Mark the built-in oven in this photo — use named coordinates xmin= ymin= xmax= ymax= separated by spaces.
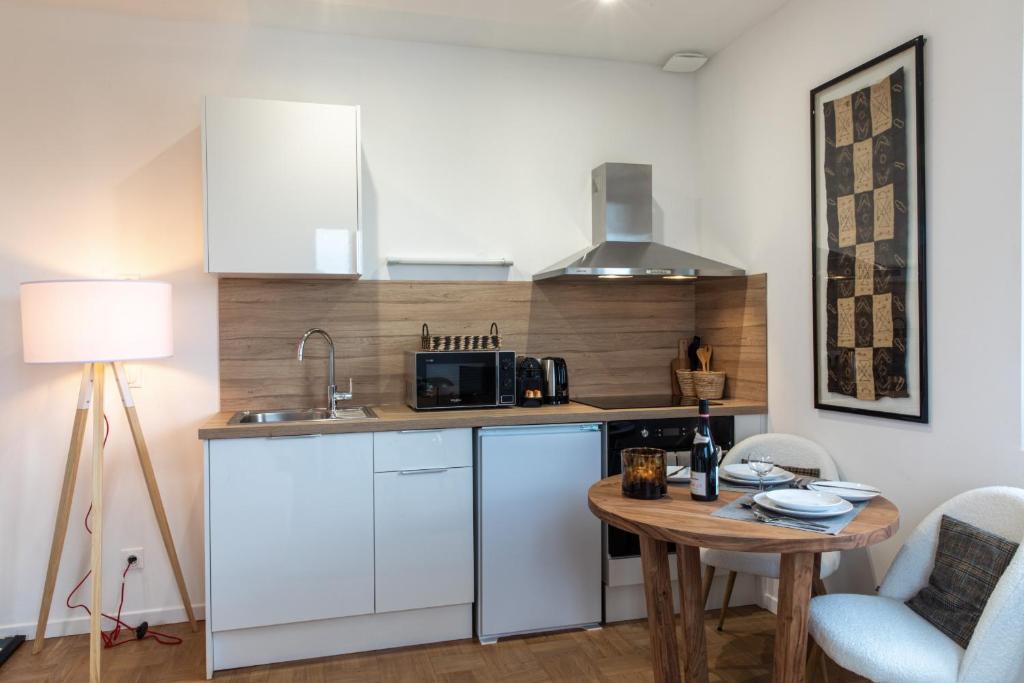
xmin=605 ymin=416 xmax=734 ymax=558
xmin=406 ymin=350 xmax=517 ymax=410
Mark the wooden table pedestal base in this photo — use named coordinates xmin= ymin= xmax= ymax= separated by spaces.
xmin=639 ymin=541 xmax=816 ymax=683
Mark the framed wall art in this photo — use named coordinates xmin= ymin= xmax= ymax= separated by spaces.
xmin=811 ymin=36 xmax=928 ymax=422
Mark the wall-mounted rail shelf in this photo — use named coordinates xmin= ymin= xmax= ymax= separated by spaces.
xmin=386 ymin=257 xmax=514 ymax=267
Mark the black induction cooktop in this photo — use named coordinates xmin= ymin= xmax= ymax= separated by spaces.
xmin=573 ymin=395 xmax=722 ymax=410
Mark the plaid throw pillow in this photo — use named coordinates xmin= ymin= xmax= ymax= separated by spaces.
xmin=906 ymin=515 xmax=1019 ymax=648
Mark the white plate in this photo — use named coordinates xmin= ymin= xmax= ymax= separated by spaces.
xmin=753 ymin=492 xmax=853 ymax=519
xmin=809 ymin=481 xmax=881 ymax=502
xmin=723 ymin=463 xmax=775 ymax=479
xmin=720 ymin=464 xmax=794 ymax=485
xmin=667 ymin=466 xmax=690 ymax=483
xmin=765 ymin=489 xmax=845 ymax=512
xmin=720 ymin=471 xmax=795 ymax=486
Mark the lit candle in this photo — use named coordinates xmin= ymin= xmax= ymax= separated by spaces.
xmin=621 ymin=447 xmax=668 ymax=500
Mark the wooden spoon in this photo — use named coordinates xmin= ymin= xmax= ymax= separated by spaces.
xmin=697 ymin=345 xmax=713 ymax=372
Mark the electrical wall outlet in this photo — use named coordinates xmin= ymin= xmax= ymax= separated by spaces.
xmin=121 ymin=547 xmax=144 ymax=569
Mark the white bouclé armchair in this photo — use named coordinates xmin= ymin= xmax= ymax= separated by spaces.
xmin=808 ymin=486 xmax=1024 ymax=683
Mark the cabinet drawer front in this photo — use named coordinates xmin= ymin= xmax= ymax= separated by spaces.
xmin=373 ymin=428 xmax=472 ymax=472
xmin=208 ymin=433 xmax=374 ymax=632
xmin=374 ymin=467 xmax=474 ymax=613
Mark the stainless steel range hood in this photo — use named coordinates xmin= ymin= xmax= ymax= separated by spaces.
xmin=533 ymin=163 xmax=745 ymax=281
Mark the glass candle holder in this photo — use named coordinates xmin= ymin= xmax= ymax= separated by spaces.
xmin=621 ymin=447 xmax=667 ymax=499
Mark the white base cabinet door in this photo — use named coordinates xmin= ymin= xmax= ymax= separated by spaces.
xmin=207 ymin=433 xmax=374 ymax=632
xmin=373 ymin=466 xmax=474 ymax=613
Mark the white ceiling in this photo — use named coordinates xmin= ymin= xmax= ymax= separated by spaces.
xmin=31 ymin=0 xmax=789 ymax=65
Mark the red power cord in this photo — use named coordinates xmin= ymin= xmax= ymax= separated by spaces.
xmin=65 ymin=414 xmax=183 ymax=649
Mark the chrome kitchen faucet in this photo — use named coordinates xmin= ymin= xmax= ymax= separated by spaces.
xmin=297 ymin=328 xmax=353 ymax=418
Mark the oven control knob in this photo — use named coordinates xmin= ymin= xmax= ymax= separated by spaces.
xmin=640 ymin=428 xmax=649 ymax=438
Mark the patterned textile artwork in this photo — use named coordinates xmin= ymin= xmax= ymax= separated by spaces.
xmin=822 ymin=68 xmax=909 ymax=401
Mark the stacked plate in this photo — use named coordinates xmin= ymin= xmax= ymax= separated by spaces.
xmin=720 ymin=463 xmax=795 ymax=486
xmin=808 ymin=481 xmax=881 ymax=502
xmin=754 ymin=489 xmax=853 ymax=519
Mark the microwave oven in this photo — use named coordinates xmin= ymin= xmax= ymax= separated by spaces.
xmin=406 ymin=350 xmax=517 ymax=410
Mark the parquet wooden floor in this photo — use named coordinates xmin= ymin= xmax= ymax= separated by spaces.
xmin=2 ymin=606 xmax=865 ymax=682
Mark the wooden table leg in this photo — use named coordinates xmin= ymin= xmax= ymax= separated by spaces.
xmin=774 ymin=551 xmax=814 ymax=683
xmin=639 ymin=535 xmax=681 ymax=683
xmin=676 ymin=545 xmax=709 ymax=683
xmin=812 ymin=553 xmax=827 ymax=597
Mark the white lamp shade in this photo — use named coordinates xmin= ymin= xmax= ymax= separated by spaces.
xmin=20 ymin=280 xmax=173 ymax=363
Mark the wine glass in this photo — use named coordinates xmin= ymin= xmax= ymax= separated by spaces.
xmin=749 ymin=454 xmax=774 ymax=492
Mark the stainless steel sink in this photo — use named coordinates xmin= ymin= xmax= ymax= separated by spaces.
xmin=228 ymin=406 xmax=377 ymax=424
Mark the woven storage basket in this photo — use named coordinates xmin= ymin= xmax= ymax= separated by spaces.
xmin=420 ymin=322 xmax=502 ymax=351
xmin=692 ymin=371 xmax=726 ymax=400
xmin=675 ymin=370 xmax=696 ymax=399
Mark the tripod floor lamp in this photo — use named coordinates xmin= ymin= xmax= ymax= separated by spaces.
xmin=20 ymin=279 xmax=196 ymax=683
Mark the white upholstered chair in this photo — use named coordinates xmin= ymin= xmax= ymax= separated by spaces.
xmin=701 ymin=433 xmax=841 ymax=630
xmin=808 ymin=486 xmax=1024 ymax=683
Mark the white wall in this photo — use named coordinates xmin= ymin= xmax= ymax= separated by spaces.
xmin=696 ymin=0 xmax=1024 ymax=591
xmin=0 ymin=3 xmax=699 ymax=636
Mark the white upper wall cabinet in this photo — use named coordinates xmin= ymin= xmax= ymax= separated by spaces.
xmin=203 ymin=96 xmax=362 ymax=276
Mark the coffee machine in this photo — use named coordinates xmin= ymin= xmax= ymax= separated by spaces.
xmin=515 ymin=356 xmax=544 ymax=407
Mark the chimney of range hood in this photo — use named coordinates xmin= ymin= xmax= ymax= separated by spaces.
xmin=533 ymin=163 xmax=745 ymax=281
xmin=593 ymin=162 xmax=653 ymax=243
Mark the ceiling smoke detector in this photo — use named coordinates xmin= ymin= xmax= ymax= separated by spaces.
xmin=662 ymin=52 xmax=708 ymax=73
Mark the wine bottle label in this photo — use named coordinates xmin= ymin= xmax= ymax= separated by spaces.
xmin=690 ymin=471 xmax=707 ymax=496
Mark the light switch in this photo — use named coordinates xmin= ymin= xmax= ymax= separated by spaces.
xmin=125 ymin=364 xmax=143 ymax=389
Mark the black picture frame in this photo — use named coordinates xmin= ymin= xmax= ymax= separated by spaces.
xmin=810 ymin=36 xmax=928 ymax=423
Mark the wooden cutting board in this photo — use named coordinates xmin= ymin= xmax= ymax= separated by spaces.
xmin=670 ymin=338 xmax=686 ymax=397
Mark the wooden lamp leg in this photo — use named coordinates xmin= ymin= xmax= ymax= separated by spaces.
xmin=90 ymin=362 xmax=105 ymax=683
xmin=112 ymin=362 xmax=197 ymax=632
xmin=33 ymin=364 xmax=93 ymax=654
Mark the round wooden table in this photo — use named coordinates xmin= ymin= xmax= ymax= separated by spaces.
xmin=588 ymin=476 xmax=899 ymax=683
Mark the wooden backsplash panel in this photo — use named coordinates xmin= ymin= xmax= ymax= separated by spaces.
xmin=694 ymin=274 xmax=768 ymax=403
xmin=219 ymin=279 xmax=696 ymax=411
